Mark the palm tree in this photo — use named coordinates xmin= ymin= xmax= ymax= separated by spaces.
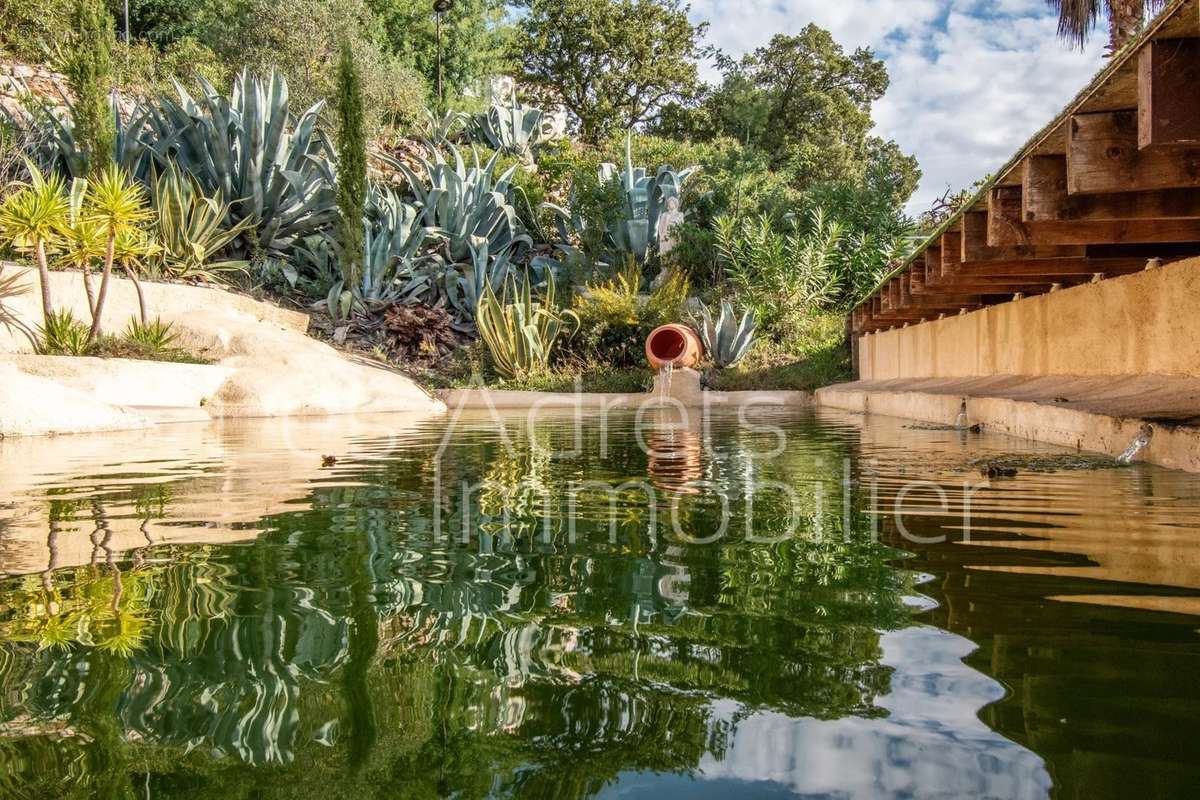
xmin=0 ymin=164 xmax=70 ymax=325
xmin=84 ymin=165 xmax=152 ymax=341
xmin=61 ymin=177 xmax=106 ymax=317
xmin=1049 ymin=0 xmax=1166 ymax=53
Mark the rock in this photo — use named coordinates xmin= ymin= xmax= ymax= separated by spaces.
xmin=164 ymin=308 xmax=444 ymax=417
xmin=0 ymin=363 xmax=149 ymax=437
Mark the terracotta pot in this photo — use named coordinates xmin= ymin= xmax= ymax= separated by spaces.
xmin=645 ymin=324 xmax=703 ymax=370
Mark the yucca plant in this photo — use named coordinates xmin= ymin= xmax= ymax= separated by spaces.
xmin=123 ymin=316 xmax=177 ymax=351
xmin=476 ymin=271 xmax=579 ymax=380
xmin=36 ymin=308 xmax=92 ymax=355
xmin=0 ymin=161 xmax=70 ymax=323
xmin=60 ymin=176 xmax=106 ymax=315
xmin=388 ymin=142 xmax=530 ymax=263
xmin=150 ymin=161 xmax=251 ymax=281
xmin=84 ymin=165 xmax=153 ymax=339
xmin=695 ymin=301 xmax=757 ymax=368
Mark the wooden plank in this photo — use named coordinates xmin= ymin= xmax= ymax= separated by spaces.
xmin=899 ymin=269 xmax=912 ymax=306
xmin=956 ymin=257 xmax=1147 ymax=277
xmin=1067 ymin=111 xmax=1200 ymax=194
xmin=998 ymin=217 xmax=1200 ymax=246
xmin=1138 ymin=38 xmax=1200 ymax=149
xmin=962 ymin=209 xmax=1084 ymax=260
xmin=1024 ymin=154 xmax=1200 ymax=219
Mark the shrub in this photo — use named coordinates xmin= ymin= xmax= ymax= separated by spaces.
xmin=36 ymin=308 xmax=92 ymax=355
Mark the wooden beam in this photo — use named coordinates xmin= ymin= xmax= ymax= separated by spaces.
xmin=955 ymin=257 xmax=1147 ymax=277
xmin=940 ymin=231 xmax=963 ymax=280
xmin=988 ymin=186 xmax=1025 ymax=245
xmin=1067 ymin=111 xmax=1200 ymax=194
xmin=1023 ymin=155 xmax=1200 ymax=220
xmin=1138 ymin=38 xmax=1200 ymax=150
xmin=962 ymin=209 xmax=1083 ymax=261
xmin=995 ymin=217 xmax=1200 ymax=246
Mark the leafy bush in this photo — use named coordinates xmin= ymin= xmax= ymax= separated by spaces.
xmin=714 ymin=209 xmax=841 ymax=334
xmin=565 ymin=259 xmax=689 ymax=369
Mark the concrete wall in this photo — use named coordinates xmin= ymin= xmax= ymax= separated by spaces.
xmin=858 ymin=257 xmax=1200 ymax=380
xmin=0 ymin=264 xmax=310 ymax=352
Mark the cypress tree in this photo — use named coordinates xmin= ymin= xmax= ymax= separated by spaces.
xmin=65 ymin=0 xmax=116 ymax=174
xmin=335 ymin=40 xmax=367 ymax=292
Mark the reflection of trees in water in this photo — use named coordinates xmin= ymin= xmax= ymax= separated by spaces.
xmin=0 ymin=414 xmax=913 ymax=797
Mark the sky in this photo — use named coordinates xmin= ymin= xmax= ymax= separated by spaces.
xmin=686 ymin=0 xmax=1107 ymax=216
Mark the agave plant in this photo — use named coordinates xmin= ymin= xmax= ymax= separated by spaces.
xmin=150 ymin=161 xmax=252 ymax=281
xmin=351 ymin=184 xmax=431 ymax=310
xmin=140 ymin=69 xmax=338 ymax=256
xmin=419 ymin=108 xmax=467 ymax=145
xmin=467 ymin=96 xmax=552 ymax=164
xmin=696 ymin=301 xmax=757 ymax=368
xmin=0 ymin=88 xmax=152 ymax=180
xmin=476 ymin=271 xmax=579 ymax=380
xmin=387 ymin=143 xmax=530 ymax=263
xmin=545 ymin=131 xmax=697 ymax=266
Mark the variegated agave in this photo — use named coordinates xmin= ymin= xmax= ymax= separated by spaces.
xmin=149 ymin=161 xmax=253 ymax=281
xmin=696 ymin=300 xmax=757 ymax=368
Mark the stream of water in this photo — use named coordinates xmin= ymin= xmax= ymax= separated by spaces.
xmin=0 ymin=408 xmax=1198 ymax=798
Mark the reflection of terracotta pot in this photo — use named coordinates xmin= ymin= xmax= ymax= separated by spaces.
xmin=645 ymin=324 xmax=703 ymax=369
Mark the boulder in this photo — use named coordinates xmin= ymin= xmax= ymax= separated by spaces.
xmin=0 ymin=363 xmax=149 ymax=437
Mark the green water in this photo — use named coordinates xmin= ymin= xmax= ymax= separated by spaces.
xmin=1 ymin=409 xmax=1199 ymax=799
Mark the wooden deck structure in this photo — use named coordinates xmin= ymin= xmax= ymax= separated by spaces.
xmin=851 ymin=0 xmax=1200 ymax=338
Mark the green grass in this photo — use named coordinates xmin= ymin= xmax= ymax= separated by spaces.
xmin=707 ymin=311 xmax=852 ymax=393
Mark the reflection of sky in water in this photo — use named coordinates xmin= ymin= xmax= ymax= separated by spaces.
xmin=604 ymin=627 xmax=1050 ymax=800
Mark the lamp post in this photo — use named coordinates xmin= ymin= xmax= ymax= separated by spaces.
xmin=433 ymin=0 xmax=454 ymax=107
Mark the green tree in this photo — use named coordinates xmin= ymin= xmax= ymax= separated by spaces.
xmin=512 ymin=0 xmax=707 ymax=143
xmin=335 ymin=39 xmax=367 ymax=292
xmin=687 ymin=26 xmax=894 ymax=184
xmin=65 ymin=0 xmax=117 ymax=174
xmin=368 ymin=0 xmax=513 ymax=107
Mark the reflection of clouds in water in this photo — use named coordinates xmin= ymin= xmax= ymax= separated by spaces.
xmin=693 ymin=627 xmax=1050 ymax=800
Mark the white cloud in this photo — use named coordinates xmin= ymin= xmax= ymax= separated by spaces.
xmin=687 ymin=0 xmax=1106 ymax=214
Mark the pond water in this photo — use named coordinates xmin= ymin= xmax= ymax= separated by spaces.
xmin=1 ymin=408 xmax=1199 ymax=799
